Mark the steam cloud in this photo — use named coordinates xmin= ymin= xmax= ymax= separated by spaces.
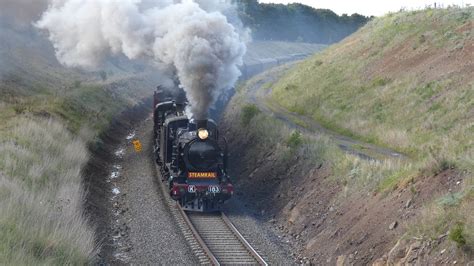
xmin=35 ymin=0 xmax=247 ymax=119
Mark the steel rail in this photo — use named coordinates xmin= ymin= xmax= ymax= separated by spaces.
xmin=220 ymin=213 xmax=268 ymax=266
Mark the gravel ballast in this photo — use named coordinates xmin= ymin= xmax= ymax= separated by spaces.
xmin=107 ymin=115 xmax=197 ymax=264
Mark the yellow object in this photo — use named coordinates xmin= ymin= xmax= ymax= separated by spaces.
xmin=197 ymin=128 xmax=209 ymax=140
xmin=188 ymin=172 xmax=217 ymax=178
xmin=132 ymin=139 xmax=142 ymax=152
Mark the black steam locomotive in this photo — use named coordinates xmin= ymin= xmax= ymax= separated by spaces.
xmin=153 ymin=88 xmax=233 ymax=212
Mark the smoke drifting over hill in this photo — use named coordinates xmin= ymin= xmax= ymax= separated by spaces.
xmin=34 ymin=0 xmax=247 ymax=119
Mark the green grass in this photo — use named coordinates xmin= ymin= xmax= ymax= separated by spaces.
xmin=449 ymin=223 xmax=467 ymax=248
xmin=269 ymin=7 xmax=473 ymax=188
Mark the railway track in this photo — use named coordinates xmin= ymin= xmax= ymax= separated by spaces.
xmin=155 ymin=165 xmax=267 ymax=265
xmin=177 ymin=206 xmax=268 ymax=265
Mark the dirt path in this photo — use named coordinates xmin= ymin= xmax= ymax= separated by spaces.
xmin=246 ymin=64 xmax=406 ymax=161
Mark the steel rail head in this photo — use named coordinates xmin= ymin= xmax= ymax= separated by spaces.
xmin=220 ymin=213 xmax=268 ymax=266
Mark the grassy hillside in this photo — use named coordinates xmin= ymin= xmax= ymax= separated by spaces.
xmin=269 ymin=6 xmax=474 ymax=253
xmin=271 ymin=7 xmax=473 ymax=175
xmin=223 ymin=7 xmax=473 ymax=262
xmin=0 ymin=25 xmax=158 ymax=263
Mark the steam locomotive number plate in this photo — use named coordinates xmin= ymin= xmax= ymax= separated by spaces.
xmin=188 ymin=172 xmax=217 ymax=179
xmin=188 ymin=185 xmax=196 ymax=193
xmin=208 ymin=185 xmax=220 ymax=193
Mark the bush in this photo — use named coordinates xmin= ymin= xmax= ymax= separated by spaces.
xmin=286 ymin=131 xmax=302 ymax=149
xmin=241 ymin=104 xmax=260 ymax=126
xmin=449 ymin=223 xmax=466 ymax=247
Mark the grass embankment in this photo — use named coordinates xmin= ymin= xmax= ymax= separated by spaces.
xmin=0 ymin=69 xmax=153 ymax=263
xmin=235 ymin=86 xmax=409 ymax=199
xmin=271 ymin=7 xmax=473 ymax=174
xmin=235 ymin=7 xmax=473 ymax=254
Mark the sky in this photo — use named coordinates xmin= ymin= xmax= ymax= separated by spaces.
xmin=258 ymin=0 xmax=473 ymax=16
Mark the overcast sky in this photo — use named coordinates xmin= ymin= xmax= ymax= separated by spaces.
xmin=258 ymin=0 xmax=473 ymax=16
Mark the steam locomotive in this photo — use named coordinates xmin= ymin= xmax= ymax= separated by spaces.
xmin=153 ymin=88 xmax=233 ymax=212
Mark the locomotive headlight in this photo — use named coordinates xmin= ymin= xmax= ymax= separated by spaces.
xmin=197 ymin=128 xmax=209 ymax=140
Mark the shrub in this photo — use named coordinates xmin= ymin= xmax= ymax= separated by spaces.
xmin=449 ymin=223 xmax=466 ymax=247
xmin=438 ymin=192 xmax=463 ymax=206
xmin=241 ymin=104 xmax=260 ymax=126
xmin=286 ymin=131 xmax=302 ymax=149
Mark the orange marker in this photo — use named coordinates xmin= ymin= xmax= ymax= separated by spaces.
xmin=132 ymin=139 xmax=142 ymax=152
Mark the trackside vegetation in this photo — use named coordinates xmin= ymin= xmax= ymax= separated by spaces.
xmin=0 ymin=70 xmax=155 ymax=263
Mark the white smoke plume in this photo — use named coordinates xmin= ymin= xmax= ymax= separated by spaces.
xmin=35 ymin=0 xmax=247 ymax=119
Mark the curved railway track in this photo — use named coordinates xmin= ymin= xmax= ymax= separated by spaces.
xmin=155 ymin=164 xmax=267 ymax=265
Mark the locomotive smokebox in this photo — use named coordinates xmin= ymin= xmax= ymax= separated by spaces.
xmin=196 ymin=119 xmax=208 ymax=129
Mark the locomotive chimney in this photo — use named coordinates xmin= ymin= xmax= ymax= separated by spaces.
xmin=196 ymin=119 xmax=208 ymax=129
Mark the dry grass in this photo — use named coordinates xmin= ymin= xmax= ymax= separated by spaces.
xmin=0 ymin=117 xmax=95 ymax=264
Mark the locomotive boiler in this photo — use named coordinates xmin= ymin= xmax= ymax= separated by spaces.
xmin=153 ymin=88 xmax=233 ymax=212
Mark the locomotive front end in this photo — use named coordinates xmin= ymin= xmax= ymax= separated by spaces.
xmin=169 ymin=119 xmax=233 ymax=211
